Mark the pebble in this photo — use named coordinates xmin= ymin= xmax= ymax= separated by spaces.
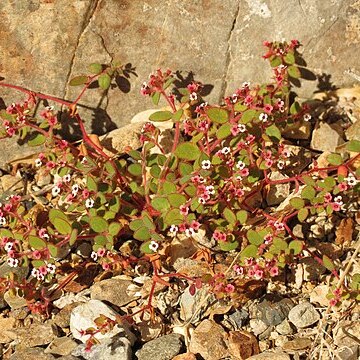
xmin=227 ymin=309 xmax=249 ymax=329
xmin=275 ymin=319 xmax=294 ymax=335
xmin=13 ymin=321 xmax=56 ymax=348
xmin=135 ymin=333 xmax=184 ymax=360
xmin=45 ymin=337 xmax=78 ymax=356
xmin=10 ymin=347 xmax=56 ymax=360
xmin=288 ymin=302 xmax=320 ymax=328
xmin=247 ymin=351 xmax=291 ymax=360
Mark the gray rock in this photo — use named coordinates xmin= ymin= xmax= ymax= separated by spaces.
xmin=310 ymin=121 xmax=344 ymax=152
xmin=54 ymin=302 xmax=81 ymax=328
xmin=3 ymin=290 xmax=27 ymax=310
xmin=90 ymin=277 xmax=137 ymax=307
xmin=275 ymin=319 xmax=294 ymax=335
xmin=70 ymin=300 xmax=135 ymax=344
xmin=333 ymin=320 xmax=360 ymax=349
xmin=135 ymin=334 xmax=184 ymax=360
xmin=13 ymin=321 xmax=56 ymax=348
xmin=247 ymin=351 xmax=290 ymax=360
xmin=288 ymin=302 xmax=320 ymax=328
xmin=45 ymin=337 xmax=78 ymax=356
xmin=227 ymin=309 xmax=249 ymax=329
xmin=72 ymin=333 xmax=132 ymax=360
xmin=266 ymin=172 xmax=290 ymax=206
xmin=10 ymin=347 xmax=56 ymax=360
xmin=0 ymin=263 xmax=29 ymax=282
xmin=249 ymin=319 xmax=268 ymax=336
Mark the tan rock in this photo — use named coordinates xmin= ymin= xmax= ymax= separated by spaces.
xmin=13 ymin=321 xmax=56 ymax=348
xmin=172 ymin=353 xmax=197 ymax=360
xmin=44 ymin=336 xmax=78 ymax=356
xmin=227 ymin=330 xmax=260 ymax=359
xmin=0 ymin=316 xmax=17 ymax=343
xmin=311 ymin=121 xmax=344 ymax=152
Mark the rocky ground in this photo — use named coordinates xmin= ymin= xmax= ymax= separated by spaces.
xmin=0 ymin=88 xmax=359 ymax=360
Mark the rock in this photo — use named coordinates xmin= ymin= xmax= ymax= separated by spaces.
xmin=69 ymin=300 xmax=135 ymax=343
xmin=335 ymin=346 xmax=360 ymax=360
xmin=45 ymin=337 xmax=78 ymax=356
xmin=227 ymin=330 xmax=260 ymax=359
xmin=180 ymin=286 xmax=214 ymax=323
xmin=10 ymin=347 xmax=56 ymax=360
xmin=54 ymin=302 xmax=81 ymax=328
xmin=53 ymin=290 xmax=90 ymax=309
xmin=346 ymin=118 xmax=360 ymax=141
xmin=227 ymin=309 xmax=249 ymax=329
xmin=310 ymin=284 xmax=330 ymax=306
xmin=282 ymin=337 xmax=312 ymax=351
xmin=99 ymin=122 xmax=144 ymax=156
xmin=1 ymin=174 xmax=23 ymax=192
xmin=189 ymin=319 xmax=229 ymax=360
xmin=0 ymin=263 xmax=29 ymax=282
xmin=249 ymin=319 xmax=268 ymax=336
xmin=172 ymin=353 xmax=197 ymax=360
xmin=90 ymin=277 xmax=136 ymax=307
xmin=13 ymin=321 xmax=56 ymax=348
xmin=76 ymin=242 xmax=92 ymax=258
xmin=173 ymin=258 xmax=209 ymax=278
xmin=135 ymin=333 xmax=184 ymax=360
xmin=288 ymin=302 xmax=320 ymax=328
xmin=310 ymin=121 xmax=344 ymax=152
xmin=266 ymin=172 xmax=290 ymax=206
xmin=3 ymin=290 xmax=28 ymax=310
xmin=283 ymin=120 xmax=311 ymax=140
xmin=0 ymin=316 xmax=17 ymax=343
xmin=246 ymin=351 xmax=290 ymax=360
xmin=72 ymin=333 xmax=132 ymax=360
xmin=299 ymin=257 xmax=326 ymax=281
xmin=333 ymin=320 xmax=360 ymax=349
xmin=9 ymin=307 xmax=29 ymax=320
xmin=34 ymin=167 xmax=51 ymax=187
xmin=275 ymin=319 xmax=294 ymax=335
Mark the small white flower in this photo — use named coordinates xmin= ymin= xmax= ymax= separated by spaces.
xmin=277 ymin=160 xmax=285 ymax=169
xmin=201 ymin=160 xmax=211 ymax=170
xmin=169 ymin=225 xmax=178 ymax=234
xmin=242 ymin=82 xmax=250 ymax=88
xmin=52 ymin=186 xmax=61 ymax=197
xmin=282 ymin=149 xmax=291 ymax=158
xmin=221 ymin=147 xmax=231 ymax=155
xmin=46 ymin=106 xmax=54 ymax=111
xmin=81 ymin=157 xmax=87 ymax=164
xmin=334 ymin=196 xmax=343 ymax=205
xmin=0 ymin=217 xmax=6 ymax=227
xmin=85 ymin=198 xmax=94 ymax=209
xmin=198 ymin=197 xmax=206 ymax=204
xmin=35 ymin=158 xmax=42 ymax=167
xmin=259 ymin=113 xmax=268 ymax=122
xmin=31 ymin=268 xmax=39 ymax=277
xmin=36 ymin=273 xmax=45 ymax=281
xmin=149 ymin=241 xmax=159 ymax=252
xmin=4 ymin=242 xmax=13 ymax=252
xmin=63 ymin=174 xmax=71 ymax=183
xmin=7 ymin=258 xmax=19 ymax=268
xmin=71 ymin=184 xmax=79 ymax=197
xmin=238 ymin=124 xmax=246 ymax=132
xmin=277 ymin=99 xmax=285 ymax=107
xmin=199 ymin=102 xmax=208 ymax=109
xmin=345 ymin=174 xmax=358 ymax=186
xmin=185 ymin=228 xmax=195 ymax=237
xmin=236 ymin=160 xmax=246 ymax=170
xmin=189 ymin=92 xmax=198 ymax=101
xmin=232 ymin=94 xmax=238 ymax=103
xmin=206 ymin=185 xmax=215 ymax=195
xmin=304 ymin=113 xmax=311 ymax=121
xmin=46 ymin=263 xmax=56 ymax=274
xmin=90 ymin=251 xmax=98 ymax=261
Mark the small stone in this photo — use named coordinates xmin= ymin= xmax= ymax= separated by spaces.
xmin=0 ymin=263 xmax=29 ymax=282
xmin=275 ymin=319 xmax=294 ymax=335
xmin=90 ymin=277 xmax=138 ymax=307
xmin=266 ymin=172 xmax=290 ymax=206
xmin=70 ymin=300 xmax=135 ymax=344
xmin=3 ymin=290 xmax=28 ymax=310
xmin=13 ymin=321 xmax=56 ymax=348
xmin=135 ymin=333 xmax=184 ymax=360
xmin=227 ymin=309 xmax=249 ymax=329
xmin=333 ymin=320 xmax=360 ymax=348
xmin=35 ymin=167 xmax=51 ymax=187
xmin=310 ymin=284 xmax=329 ymax=307
xmin=189 ymin=319 xmax=229 ymax=360
xmin=310 ymin=121 xmax=344 ymax=152
xmin=72 ymin=333 xmax=132 ymax=360
xmin=0 ymin=316 xmax=17 ymax=343
xmin=53 ymin=302 xmax=81 ymax=328
xmin=283 ymin=120 xmax=311 ymax=140
xmin=9 ymin=307 xmax=29 ymax=320
xmin=45 ymin=337 xmax=78 ymax=356
xmin=288 ymin=302 xmax=320 ymax=328
xmin=299 ymin=257 xmax=326 ymax=282
xmin=249 ymin=319 xmax=268 ymax=336
xmin=76 ymin=242 xmax=92 ymax=258
xmin=10 ymin=347 xmax=56 ymax=360
xmin=282 ymin=337 xmax=312 ymax=351
xmin=227 ymin=330 xmax=260 ymax=359
xmin=247 ymin=351 xmax=291 ymax=360
xmin=1 ymin=174 xmax=23 ymax=192
xmin=172 ymin=353 xmax=197 ymax=360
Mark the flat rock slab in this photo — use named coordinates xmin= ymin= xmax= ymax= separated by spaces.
xmin=288 ymin=302 xmax=320 ymax=328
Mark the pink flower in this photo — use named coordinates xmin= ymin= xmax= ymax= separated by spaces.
xmin=191 ymin=221 xmax=201 ymax=231
xmin=338 ymin=182 xmax=348 ymax=192
xmin=245 ymin=258 xmax=254 ymax=266
xmin=97 ymin=248 xmax=106 ymax=257
xmin=254 ymin=269 xmax=264 ymax=279
xmin=265 ymin=159 xmax=273 ymax=168
xmin=264 ymin=104 xmax=273 ymax=114
xmin=180 ymin=205 xmax=189 ymax=216
xmin=332 ymin=203 xmax=341 ymax=211
xmin=240 ymin=168 xmax=249 ymax=177
xmin=324 ymin=193 xmax=332 ymax=203
xmin=4 ymin=204 xmax=12 ymax=212
xmin=225 ymin=284 xmax=235 ymax=293
xmin=233 ymin=265 xmax=244 ymax=275
xmin=269 ymin=266 xmax=279 ymax=277
xmin=247 ymin=269 xmax=255 ymax=277
xmin=32 ymin=250 xmax=42 ymax=260
xmin=231 ymin=124 xmax=240 ymax=136
xmin=46 ymin=161 xmax=56 ymax=169
xmin=333 ymin=288 xmax=342 ymax=298
xmin=102 ymin=263 xmax=111 ymax=271
xmin=6 ymin=128 xmax=15 ymax=137
xmin=329 ymin=298 xmax=338 ymax=307
xmin=38 ymin=265 xmax=48 ymax=275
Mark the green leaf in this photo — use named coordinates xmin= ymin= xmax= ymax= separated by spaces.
xmin=28 ymin=133 xmax=46 ymax=147
xmin=327 ymin=153 xmax=343 ymax=165
xmin=86 ymin=176 xmax=98 ymax=192
xmin=297 ymin=207 xmax=308 ymax=222
xmin=90 ymin=216 xmax=108 ymax=233
xmin=53 ymin=217 xmax=72 ymax=235
xmin=241 ymin=109 xmax=257 ymax=124
xmin=140 ymin=240 xmax=155 ymax=254
xmin=224 ymin=207 xmax=236 ymax=225
xmin=322 ymin=255 xmax=335 ymax=272
xmin=240 ymin=244 xmax=258 ymax=259
xmin=206 ymin=108 xmax=229 ymax=124
xmin=288 ymin=65 xmax=301 ymax=78
xmin=247 ymin=229 xmax=264 ymax=246
xmin=69 ymin=228 xmax=78 ymax=246
xmin=151 ymin=197 xmax=170 ymax=212
xmin=290 ymin=197 xmax=305 ymax=210
xmin=174 ymin=143 xmax=201 ymax=161
xmin=288 ymin=240 xmax=303 ymax=255
xmin=69 ymin=75 xmax=88 ymax=86
xmin=284 ymin=52 xmax=295 ymax=65
xmin=149 ymin=111 xmax=173 ymax=122
xmin=129 ymin=219 xmax=144 ymax=231
xmin=88 ymin=63 xmax=102 ymax=74
xmin=301 ymin=185 xmax=316 ymax=200
xmin=236 ymin=210 xmax=248 ymax=224
xmin=270 ymin=56 xmax=282 ymax=67
xmin=151 ymin=92 xmax=160 ymax=105
xmin=98 ymin=73 xmax=111 ymax=90
xmin=128 ymin=163 xmax=142 ymax=176
xmin=167 ymin=193 xmax=186 ymax=207
xmin=219 ymin=241 xmax=238 ymax=251
xmin=164 ymin=208 xmax=183 ymax=226
xmin=272 ymin=238 xmax=288 ymax=251
xmin=28 ymin=236 xmax=46 ymax=250
xmin=172 ymin=109 xmax=184 ymax=122
xmin=134 ymin=226 xmax=151 ymax=241
xmin=216 ymin=123 xmax=231 ymax=139
xmin=108 ymin=222 xmax=122 ymax=236
xmin=47 ymin=244 xmax=58 ymax=257
xmin=265 ymin=124 xmax=282 ymax=141
xmin=290 ymin=101 xmax=301 ymax=115
xmin=49 ymin=209 xmax=68 ymax=224
xmin=346 ymin=140 xmax=360 ymax=152
xmin=234 ymin=103 xmax=248 ymax=112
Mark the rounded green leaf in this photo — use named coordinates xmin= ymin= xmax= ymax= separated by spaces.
xmin=301 ymin=185 xmax=316 ymax=200
xmin=234 ymin=103 xmax=248 ymax=112
xmin=346 ymin=139 xmax=360 ymax=152
xmin=69 ymin=75 xmax=88 ymax=86
xmin=28 ymin=236 xmax=46 ymax=250
xmin=28 ymin=133 xmax=46 ymax=147
xmin=224 ymin=207 xmax=236 ymax=225
xmin=172 ymin=109 xmax=184 ymax=122
xmin=98 ymin=73 xmax=111 ymax=90
xmin=151 ymin=197 xmax=170 ymax=212
xmin=216 ymin=123 xmax=231 ymax=139
xmin=134 ymin=226 xmax=151 ymax=241
xmin=219 ymin=241 xmax=238 ymax=251
xmin=149 ymin=111 xmax=173 ymax=122
xmin=284 ymin=52 xmax=295 ymax=65
xmin=49 ymin=209 xmax=68 ymax=224
xmin=88 ymin=63 xmax=102 ymax=74
xmin=167 ymin=193 xmax=187 ymax=207
xmin=128 ymin=163 xmax=142 ymax=176
xmin=174 ymin=143 xmax=201 ymax=161
xmin=69 ymin=228 xmax=78 ymax=246
xmin=108 ymin=222 xmax=122 ymax=236
xmin=297 ymin=207 xmax=309 ymax=222
xmin=164 ymin=208 xmax=183 ymax=226
xmin=290 ymin=197 xmax=305 ymax=210
xmin=206 ymin=108 xmax=229 ymax=124
xmin=327 ymin=153 xmax=343 ymax=165
xmin=241 ymin=109 xmax=256 ymax=124
xmin=90 ymin=216 xmax=108 ymax=233
xmin=151 ymin=92 xmax=161 ymax=105
xmin=53 ymin=217 xmax=72 ymax=235
xmin=287 ymin=65 xmax=301 ymax=78
xmin=94 ymin=235 xmax=107 ymax=245
xmin=140 ymin=240 xmax=155 ymax=254
xmin=265 ymin=124 xmax=282 ymax=141
xmin=86 ymin=176 xmax=98 ymax=192
xmin=47 ymin=244 xmax=58 ymax=257
xmin=240 ymin=244 xmax=258 ymax=259
xmin=322 ymin=255 xmax=335 ymax=272
xmin=288 ymin=240 xmax=303 ymax=255
xmin=247 ymin=230 xmax=264 ymax=246
xmin=236 ymin=210 xmax=248 ymax=224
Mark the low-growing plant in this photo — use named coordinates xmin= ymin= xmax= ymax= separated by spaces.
xmin=0 ymin=40 xmax=359 ymax=349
